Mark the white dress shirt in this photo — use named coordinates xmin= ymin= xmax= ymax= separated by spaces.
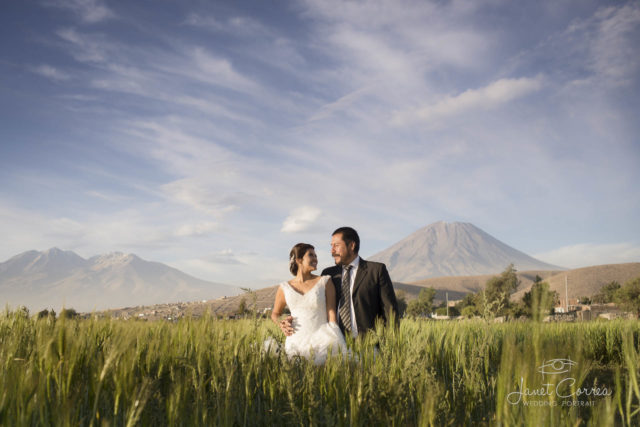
xmin=340 ymin=256 xmax=360 ymax=337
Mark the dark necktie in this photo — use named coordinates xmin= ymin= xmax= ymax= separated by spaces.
xmin=339 ymin=265 xmax=353 ymax=332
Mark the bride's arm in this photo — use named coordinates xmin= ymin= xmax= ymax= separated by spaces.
xmin=271 ymin=287 xmax=294 ymax=336
xmin=325 ymin=279 xmax=338 ymax=323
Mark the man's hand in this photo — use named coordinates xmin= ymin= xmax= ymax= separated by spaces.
xmin=279 ymin=316 xmax=294 ymax=336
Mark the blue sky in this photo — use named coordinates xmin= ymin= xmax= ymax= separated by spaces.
xmin=1 ymin=0 xmax=639 ymax=288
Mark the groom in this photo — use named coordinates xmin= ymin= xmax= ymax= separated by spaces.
xmin=322 ymin=226 xmax=399 ymax=337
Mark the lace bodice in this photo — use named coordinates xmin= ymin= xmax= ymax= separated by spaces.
xmin=280 ymin=275 xmax=329 ymax=335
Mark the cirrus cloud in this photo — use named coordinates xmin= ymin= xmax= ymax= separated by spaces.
xmin=30 ymin=64 xmax=71 ymax=81
xmin=392 ymin=76 xmax=544 ymax=125
xmin=44 ymin=0 xmax=115 ymax=24
xmin=174 ymin=222 xmax=219 ymax=238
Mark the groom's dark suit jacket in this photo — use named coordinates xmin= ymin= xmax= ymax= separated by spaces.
xmin=322 ymin=258 xmax=399 ymax=336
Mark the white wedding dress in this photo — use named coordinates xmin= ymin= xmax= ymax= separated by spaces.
xmin=279 ymin=275 xmax=347 ymax=364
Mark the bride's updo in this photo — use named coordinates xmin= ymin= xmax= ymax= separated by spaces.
xmin=289 ymin=243 xmax=315 ymax=276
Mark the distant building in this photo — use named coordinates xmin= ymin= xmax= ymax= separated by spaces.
xmin=431 ymin=314 xmax=450 ymax=320
xmin=551 ymin=302 xmax=634 ymax=321
xmin=554 ymin=298 xmax=582 ymax=313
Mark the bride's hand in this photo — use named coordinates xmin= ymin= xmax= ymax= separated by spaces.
xmin=279 ymin=316 xmax=294 ymax=336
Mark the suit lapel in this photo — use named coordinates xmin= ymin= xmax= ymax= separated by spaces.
xmin=352 ymin=258 xmax=367 ymax=296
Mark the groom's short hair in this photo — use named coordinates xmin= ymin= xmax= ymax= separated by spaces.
xmin=332 ymin=227 xmax=360 ymax=254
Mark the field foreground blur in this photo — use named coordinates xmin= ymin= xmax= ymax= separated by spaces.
xmin=1 ymin=311 xmax=639 ymax=426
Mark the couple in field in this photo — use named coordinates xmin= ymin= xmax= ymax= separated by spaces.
xmin=270 ymin=227 xmax=399 ymax=364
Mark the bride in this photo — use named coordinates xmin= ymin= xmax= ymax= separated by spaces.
xmin=270 ymin=243 xmax=347 ymax=364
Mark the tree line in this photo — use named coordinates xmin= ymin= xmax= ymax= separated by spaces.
xmin=402 ymin=264 xmax=640 ymax=320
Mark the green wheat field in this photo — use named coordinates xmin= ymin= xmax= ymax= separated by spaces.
xmin=1 ymin=310 xmax=639 ymax=426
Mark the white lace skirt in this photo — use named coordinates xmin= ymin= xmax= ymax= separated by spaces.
xmin=284 ymin=321 xmax=347 ymax=364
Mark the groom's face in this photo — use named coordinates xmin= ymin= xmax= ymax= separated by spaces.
xmin=331 ymin=233 xmax=356 ymax=266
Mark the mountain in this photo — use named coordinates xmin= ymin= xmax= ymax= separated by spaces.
xmin=0 ymin=248 xmax=240 ymax=313
xmin=369 ymin=221 xmax=564 ymax=282
xmin=0 ymin=248 xmax=88 ymax=282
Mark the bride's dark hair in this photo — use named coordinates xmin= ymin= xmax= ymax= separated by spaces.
xmin=289 ymin=243 xmax=315 ymax=276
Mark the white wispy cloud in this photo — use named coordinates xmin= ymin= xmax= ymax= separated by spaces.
xmin=187 ymin=47 xmax=260 ymax=93
xmin=202 ymin=249 xmax=245 ymax=265
xmin=184 ymin=11 xmax=307 ymax=76
xmin=45 ymin=0 xmax=115 ymax=23
xmin=56 ymin=27 xmax=110 ymax=63
xmin=174 ymin=222 xmax=219 ymax=238
xmin=306 ymin=85 xmax=375 ymax=122
xmin=588 ymin=4 xmax=640 ymax=86
xmin=0 ymin=203 xmax=157 ymax=258
xmin=30 ymin=64 xmax=71 ymax=81
xmin=117 ymin=120 xmax=258 ymax=218
xmin=184 ymin=13 xmax=274 ymax=38
xmin=301 ymin=0 xmax=491 ymax=81
xmin=121 ymin=120 xmax=236 ymax=173
xmin=54 ymin=25 xmax=269 ymax=111
xmin=535 ymin=243 xmax=640 ymax=269
xmin=281 ymin=206 xmax=323 ymax=233
xmin=85 ymin=190 xmax=124 ymax=202
xmin=392 ymin=76 xmax=544 ymax=125
xmin=174 ymin=96 xmax=261 ymax=125
xmin=183 ymin=14 xmax=224 ymax=30
xmin=289 ymin=0 xmax=500 ymax=134
xmin=507 ymin=2 xmax=640 ymax=90
xmin=162 ymin=178 xmax=243 ymax=216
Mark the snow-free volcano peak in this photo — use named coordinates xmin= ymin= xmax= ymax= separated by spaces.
xmin=369 ymin=222 xmax=564 ymax=282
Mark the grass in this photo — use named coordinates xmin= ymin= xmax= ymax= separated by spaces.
xmin=1 ymin=309 xmax=638 ymax=426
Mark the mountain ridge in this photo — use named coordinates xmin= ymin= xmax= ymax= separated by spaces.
xmin=0 ymin=248 xmax=240 ymax=312
xmin=370 ymin=221 xmax=564 ymax=282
